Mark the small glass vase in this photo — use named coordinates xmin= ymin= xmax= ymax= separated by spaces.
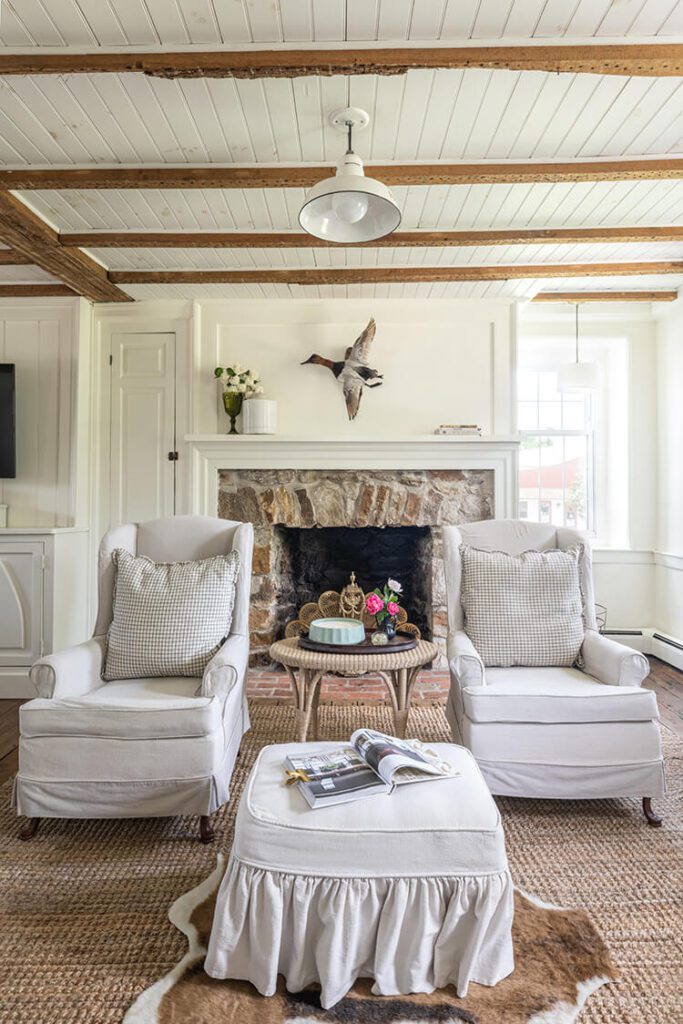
xmin=223 ymin=392 xmax=244 ymax=435
xmin=370 ymin=615 xmax=398 ymax=645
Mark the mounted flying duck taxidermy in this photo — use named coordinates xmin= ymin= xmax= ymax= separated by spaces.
xmin=301 ymin=317 xmax=383 ymax=420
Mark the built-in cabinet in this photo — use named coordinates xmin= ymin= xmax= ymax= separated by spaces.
xmin=0 ymin=528 xmax=89 ymax=697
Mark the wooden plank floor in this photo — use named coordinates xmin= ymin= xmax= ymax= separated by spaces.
xmin=1 ymin=656 xmax=681 ymax=786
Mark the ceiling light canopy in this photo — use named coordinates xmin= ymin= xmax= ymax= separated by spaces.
xmin=298 ymin=107 xmax=401 ymax=244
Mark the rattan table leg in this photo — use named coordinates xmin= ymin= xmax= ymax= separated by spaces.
xmin=296 ymin=669 xmax=325 ymax=742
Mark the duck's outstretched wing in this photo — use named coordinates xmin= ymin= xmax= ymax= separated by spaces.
xmin=345 ymin=317 xmax=376 ymax=364
xmin=343 ymin=377 xmax=363 ymax=420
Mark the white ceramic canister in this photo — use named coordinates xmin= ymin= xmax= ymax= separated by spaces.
xmin=242 ymin=398 xmax=277 ymax=434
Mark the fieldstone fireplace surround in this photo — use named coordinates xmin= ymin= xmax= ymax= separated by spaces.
xmin=187 ymin=436 xmax=519 ymax=664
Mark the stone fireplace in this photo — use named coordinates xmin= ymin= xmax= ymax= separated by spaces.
xmin=218 ymin=467 xmax=494 ymax=663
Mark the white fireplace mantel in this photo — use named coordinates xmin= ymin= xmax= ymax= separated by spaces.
xmin=185 ymin=434 xmax=520 ymax=519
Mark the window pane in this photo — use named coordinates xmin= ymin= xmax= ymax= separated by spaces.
xmin=517 ymin=370 xmax=538 ymax=401
xmin=518 ymin=401 xmax=538 ymax=430
xmin=561 ymin=398 xmax=587 ymax=431
xmin=537 ymin=401 xmax=562 ymax=430
xmin=518 ymin=434 xmax=590 ymax=531
xmin=538 ymin=371 xmax=560 ymax=400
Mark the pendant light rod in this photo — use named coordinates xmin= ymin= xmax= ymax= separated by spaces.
xmin=346 ymin=120 xmax=354 ymax=155
xmin=575 ymin=303 xmax=580 ymax=363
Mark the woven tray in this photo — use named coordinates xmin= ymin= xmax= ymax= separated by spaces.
xmin=298 ymin=631 xmax=418 ymax=655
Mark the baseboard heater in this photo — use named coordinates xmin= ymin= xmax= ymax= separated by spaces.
xmin=652 ymin=632 xmax=683 ymax=653
xmin=603 ymin=629 xmax=643 ymax=637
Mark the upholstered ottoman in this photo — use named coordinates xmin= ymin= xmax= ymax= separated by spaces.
xmin=205 ymin=742 xmax=514 ymax=1008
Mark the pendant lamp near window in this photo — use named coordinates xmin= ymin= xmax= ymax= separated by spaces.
xmin=298 ymin=107 xmax=401 ymax=244
xmin=557 ymin=304 xmax=599 ymax=392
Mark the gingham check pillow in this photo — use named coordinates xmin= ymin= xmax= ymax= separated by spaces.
xmin=103 ymin=548 xmax=241 ymax=681
xmin=460 ymin=544 xmax=585 ymax=668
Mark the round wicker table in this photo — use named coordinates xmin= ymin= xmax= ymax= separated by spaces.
xmin=269 ymin=636 xmax=440 ymax=742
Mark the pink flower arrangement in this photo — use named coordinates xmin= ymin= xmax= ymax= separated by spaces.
xmin=365 ymin=593 xmax=385 ymax=616
xmin=365 ymin=579 xmax=403 ymax=632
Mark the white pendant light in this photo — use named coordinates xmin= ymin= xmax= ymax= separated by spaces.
xmin=299 ymin=107 xmax=401 ymax=244
xmin=557 ymin=304 xmax=599 ymax=392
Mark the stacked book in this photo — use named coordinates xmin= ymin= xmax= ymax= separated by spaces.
xmin=435 ymin=424 xmax=482 ymax=436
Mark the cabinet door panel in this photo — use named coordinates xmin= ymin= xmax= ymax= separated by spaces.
xmin=0 ymin=542 xmax=43 ymax=665
xmin=110 ymin=332 xmax=176 ymax=527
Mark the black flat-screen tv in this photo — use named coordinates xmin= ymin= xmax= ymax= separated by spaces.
xmin=0 ymin=364 xmax=16 ymax=478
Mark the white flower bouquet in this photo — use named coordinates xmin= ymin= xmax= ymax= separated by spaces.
xmin=214 ymin=364 xmax=264 ymax=398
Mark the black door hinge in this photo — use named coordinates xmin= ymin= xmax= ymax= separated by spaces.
xmin=109 ymin=354 xmax=113 ymax=365
xmin=167 ymin=451 xmax=179 ymax=461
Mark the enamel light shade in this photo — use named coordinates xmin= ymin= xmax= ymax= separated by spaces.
xmin=298 ymin=117 xmax=401 ymax=243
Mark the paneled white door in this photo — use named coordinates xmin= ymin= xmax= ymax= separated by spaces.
xmin=109 ymin=333 xmax=176 ymax=527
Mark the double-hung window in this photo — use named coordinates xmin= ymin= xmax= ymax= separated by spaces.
xmin=517 ymin=368 xmax=595 ymax=533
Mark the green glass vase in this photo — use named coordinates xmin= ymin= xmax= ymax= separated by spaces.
xmin=223 ymin=392 xmax=243 ymax=434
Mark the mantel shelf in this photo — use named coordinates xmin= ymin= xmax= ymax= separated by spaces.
xmin=185 ymin=434 xmax=521 ymax=445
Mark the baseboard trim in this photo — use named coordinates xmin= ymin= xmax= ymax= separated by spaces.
xmin=0 ymin=669 xmax=35 ymax=699
xmin=650 ymin=633 xmax=683 ymax=672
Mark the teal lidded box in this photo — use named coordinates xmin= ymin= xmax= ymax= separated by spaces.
xmin=308 ymin=618 xmax=365 ymax=646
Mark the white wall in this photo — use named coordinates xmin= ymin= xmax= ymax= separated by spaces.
xmin=655 ymin=299 xmax=683 ymax=642
xmin=0 ymin=298 xmax=90 ymax=528
xmin=195 ymin=299 xmax=517 ymax=437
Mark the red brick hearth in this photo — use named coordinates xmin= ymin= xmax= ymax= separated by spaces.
xmin=246 ymin=668 xmax=450 ymax=704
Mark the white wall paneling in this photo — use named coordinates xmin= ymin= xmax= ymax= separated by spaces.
xmin=0 ymin=298 xmax=88 ymax=529
xmin=654 ymin=298 xmax=683 ymax=642
xmin=195 ymin=297 xmax=517 ymax=437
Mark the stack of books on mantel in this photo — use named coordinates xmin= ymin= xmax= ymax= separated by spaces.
xmin=435 ymin=424 xmax=482 ymax=436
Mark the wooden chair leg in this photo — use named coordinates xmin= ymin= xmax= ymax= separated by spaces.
xmin=199 ymin=814 xmax=215 ymax=844
xmin=19 ymin=818 xmax=40 ymax=841
xmin=642 ymin=797 xmax=663 ymax=828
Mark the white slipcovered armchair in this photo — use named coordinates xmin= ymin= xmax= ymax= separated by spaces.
xmin=443 ymin=520 xmax=665 ymax=826
xmin=14 ymin=515 xmax=253 ymax=843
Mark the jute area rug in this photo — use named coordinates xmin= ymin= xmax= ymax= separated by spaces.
xmin=1 ymin=701 xmax=681 ymax=1024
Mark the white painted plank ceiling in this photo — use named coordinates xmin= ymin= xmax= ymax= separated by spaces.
xmin=1 ymin=0 xmax=682 ymax=46
xmin=90 ymin=241 xmax=683 ymax=270
xmin=0 ymin=70 xmax=679 ymax=166
xmin=24 ymin=181 xmax=683 ymax=232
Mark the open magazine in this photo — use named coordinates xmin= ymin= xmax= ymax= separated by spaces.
xmin=285 ymin=729 xmax=460 ymax=809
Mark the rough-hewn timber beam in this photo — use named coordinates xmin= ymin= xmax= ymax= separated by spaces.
xmin=3 ymin=158 xmax=682 ymax=191
xmin=0 ymin=284 xmax=76 ymax=297
xmin=61 ymin=225 xmax=683 ymax=249
xmin=532 ymin=290 xmax=679 ymax=302
xmin=0 ymin=44 xmax=681 ymax=77
xmin=109 ymin=262 xmax=683 ymax=286
xmin=0 ymin=193 xmax=131 ymax=303
xmin=0 ymin=249 xmax=32 ymax=264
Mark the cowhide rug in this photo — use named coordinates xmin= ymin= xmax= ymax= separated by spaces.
xmin=123 ymin=856 xmax=616 ymax=1024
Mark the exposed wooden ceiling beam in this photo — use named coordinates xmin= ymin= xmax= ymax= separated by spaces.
xmin=3 ymin=158 xmax=681 ymax=191
xmin=109 ymin=262 xmax=683 ymax=286
xmin=0 ymin=248 xmax=32 ymax=264
xmin=0 ymin=284 xmax=76 ymax=297
xmin=532 ymin=290 xmax=679 ymax=302
xmin=0 ymin=44 xmax=681 ymax=78
xmin=0 ymin=192 xmax=131 ymax=303
xmin=62 ymin=225 xmax=683 ymax=249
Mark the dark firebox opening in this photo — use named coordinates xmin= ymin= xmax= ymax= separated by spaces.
xmin=276 ymin=525 xmax=433 ymax=641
